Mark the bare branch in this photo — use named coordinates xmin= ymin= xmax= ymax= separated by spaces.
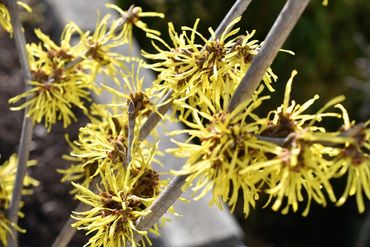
xmin=211 ymin=0 xmax=252 ymax=41
xmin=355 ymin=209 xmax=370 ymax=247
xmin=228 ymin=0 xmax=310 ymax=113
xmin=50 ymin=201 xmax=91 ymax=247
xmin=6 ymin=0 xmax=34 ymax=246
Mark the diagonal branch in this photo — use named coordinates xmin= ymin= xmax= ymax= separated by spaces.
xmin=139 ymin=89 xmax=174 ymax=141
xmin=211 ymin=0 xmax=252 ymax=42
xmin=6 ymin=0 xmax=34 ymax=246
xmin=228 ymin=0 xmax=310 ymax=113
xmin=139 ymin=0 xmax=252 ymax=141
xmin=129 ymin=174 xmax=189 ymax=246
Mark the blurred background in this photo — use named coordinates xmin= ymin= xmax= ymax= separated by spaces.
xmin=1 ymin=0 xmax=370 ymax=246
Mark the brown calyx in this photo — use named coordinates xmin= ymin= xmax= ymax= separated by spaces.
xmin=106 ymin=135 xmax=127 ymax=162
xmin=131 ymin=168 xmax=159 ymax=198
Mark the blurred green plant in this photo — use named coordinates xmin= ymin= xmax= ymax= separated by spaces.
xmin=117 ymin=0 xmax=370 ymax=120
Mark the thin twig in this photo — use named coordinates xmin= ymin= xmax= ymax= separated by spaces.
xmin=228 ymin=0 xmax=310 ymax=113
xmin=126 ymin=101 xmax=136 ymax=168
xmin=139 ymin=89 xmax=174 ymax=141
xmin=6 ymin=0 xmax=34 ymax=246
xmin=254 ymin=135 xmax=286 ymax=146
xmin=51 ymin=177 xmax=101 ymax=247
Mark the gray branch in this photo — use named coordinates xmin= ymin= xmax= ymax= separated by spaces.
xmin=228 ymin=0 xmax=310 ymax=113
xmin=128 ymin=174 xmax=189 ymax=246
xmin=6 ymin=0 xmax=35 ymax=246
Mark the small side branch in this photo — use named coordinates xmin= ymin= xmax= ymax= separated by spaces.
xmin=139 ymin=89 xmax=174 ymax=141
xmin=126 ymin=101 xmax=136 ymax=168
xmin=228 ymin=0 xmax=310 ymax=113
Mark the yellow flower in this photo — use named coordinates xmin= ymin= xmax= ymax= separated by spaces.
xmin=106 ymin=4 xmax=164 ymax=51
xmin=8 ymin=26 xmax=93 ymax=132
xmin=259 ymin=70 xmax=344 ymax=137
xmin=58 ymin=134 xmax=100 ymax=195
xmin=71 ymin=143 xmax=167 ymax=247
xmin=168 ymin=86 xmax=276 ymax=217
xmin=32 ymin=24 xmax=86 ymax=68
xmin=9 ymin=74 xmax=91 ymax=132
xmin=329 ymin=104 xmax=370 ymax=213
xmin=101 ymin=61 xmax=163 ymax=121
xmin=242 ymin=131 xmax=337 ymax=216
xmin=81 ymin=10 xmax=141 ymax=93
xmin=0 ymin=1 xmax=32 ymax=37
xmin=70 ymin=110 xmax=129 ymax=178
xmin=66 ymin=105 xmax=163 ymax=185
xmin=0 ymin=153 xmax=39 ymax=246
xmin=143 ymin=17 xmax=280 ymax=119
xmin=243 ymin=71 xmax=346 ymax=216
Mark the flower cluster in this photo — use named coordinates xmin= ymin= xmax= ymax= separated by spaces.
xmin=0 ymin=1 xmax=31 ymax=37
xmin=169 ymin=69 xmax=370 ymax=217
xmin=8 ymin=4 xmax=164 ymax=132
xmin=0 ymin=154 xmax=39 ymax=246
xmin=71 ymin=142 xmax=168 ymax=247
xmin=8 ymin=0 xmax=365 ymax=246
xmin=142 ymin=17 xmax=287 ymax=118
xmin=60 ymin=52 xmax=169 ymax=245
